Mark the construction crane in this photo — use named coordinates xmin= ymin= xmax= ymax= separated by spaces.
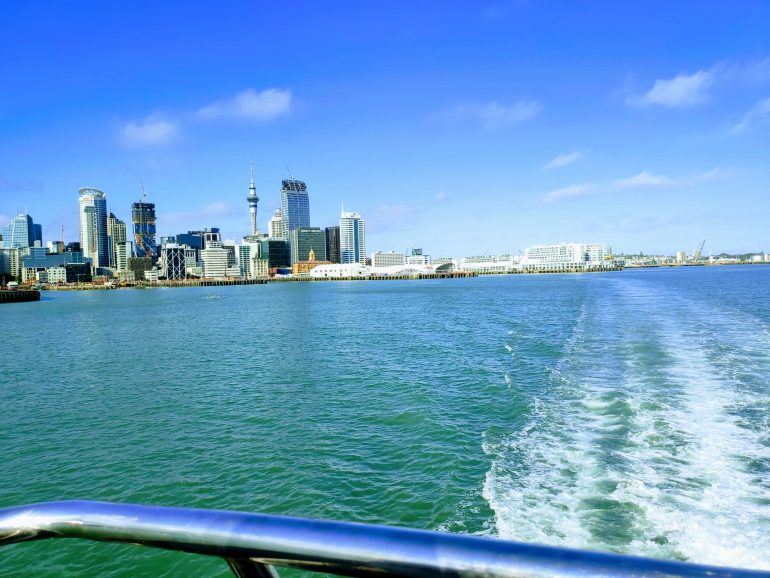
xmin=693 ymin=239 xmax=706 ymax=261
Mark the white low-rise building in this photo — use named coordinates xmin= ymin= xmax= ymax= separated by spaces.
xmin=405 ymin=254 xmax=431 ymax=265
xmin=371 ymin=251 xmax=406 ymax=268
xmin=522 ymin=243 xmax=613 ymax=271
xmin=309 ymin=263 xmax=371 ymax=279
xmin=459 ymin=254 xmax=519 ymax=274
xmin=143 ymin=269 xmax=159 ymax=282
xmin=47 ymin=267 xmax=67 ymax=283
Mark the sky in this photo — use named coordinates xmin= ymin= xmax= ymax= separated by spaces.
xmin=1 ymin=0 xmax=769 ymax=256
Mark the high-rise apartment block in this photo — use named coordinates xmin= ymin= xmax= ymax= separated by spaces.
xmin=340 ymin=211 xmax=366 ymax=265
xmin=78 ymin=188 xmax=109 ymax=268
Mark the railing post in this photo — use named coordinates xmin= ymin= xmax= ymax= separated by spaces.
xmin=226 ymin=558 xmax=279 ymax=578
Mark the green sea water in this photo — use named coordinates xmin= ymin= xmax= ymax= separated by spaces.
xmin=1 ymin=266 xmax=769 ymax=576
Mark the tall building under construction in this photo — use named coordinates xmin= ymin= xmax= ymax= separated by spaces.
xmin=132 ymin=191 xmax=157 ymax=261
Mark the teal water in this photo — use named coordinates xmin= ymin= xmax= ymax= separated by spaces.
xmin=1 ymin=267 xmax=769 ymax=576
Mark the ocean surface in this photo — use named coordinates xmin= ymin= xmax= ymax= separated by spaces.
xmin=1 ymin=266 xmax=769 ymax=576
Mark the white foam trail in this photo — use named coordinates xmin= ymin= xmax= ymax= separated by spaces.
xmin=484 ymin=278 xmax=770 ymax=569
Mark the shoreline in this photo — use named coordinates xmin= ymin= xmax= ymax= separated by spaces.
xmin=25 ymin=260 xmax=770 ymax=292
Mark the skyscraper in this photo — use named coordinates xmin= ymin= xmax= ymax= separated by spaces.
xmin=268 ymin=209 xmax=283 ymax=238
xmin=279 ymin=179 xmax=310 ymax=240
xmin=340 ymin=211 xmax=366 ymax=265
xmin=246 ymin=160 xmax=260 ymax=236
xmin=78 ymin=188 xmax=109 ymax=268
xmin=1 ymin=213 xmax=39 ymax=249
xmin=325 ymin=226 xmax=341 ymax=263
xmin=132 ymin=188 xmax=157 ymax=261
xmin=290 ymin=227 xmax=326 ymax=264
xmin=107 ymin=213 xmax=127 ymax=268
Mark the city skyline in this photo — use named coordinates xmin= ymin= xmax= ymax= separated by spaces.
xmin=1 ymin=1 xmax=769 ymax=255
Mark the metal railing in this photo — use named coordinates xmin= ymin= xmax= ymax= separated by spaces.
xmin=0 ymin=500 xmax=768 ymax=577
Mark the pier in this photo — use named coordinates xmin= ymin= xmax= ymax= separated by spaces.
xmin=0 ymin=290 xmax=40 ymax=304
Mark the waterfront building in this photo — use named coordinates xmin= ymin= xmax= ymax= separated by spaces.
xmin=309 ymin=262 xmax=371 ymax=279
xmin=127 ymin=256 xmax=153 ymax=280
xmin=405 ymin=254 xmax=430 ymax=265
xmin=62 ymin=262 xmax=92 ymax=283
xmin=433 ymin=257 xmax=455 ymax=268
xmin=458 ymin=255 xmax=518 ymax=274
xmin=1 ymin=213 xmax=40 ymax=249
xmin=246 ymin=160 xmax=260 ymax=236
xmin=183 ymin=247 xmax=198 ymax=270
xmin=259 ymin=239 xmax=290 ymax=270
xmin=237 ymin=241 xmax=264 ymax=279
xmin=131 ymin=197 xmax=158 ymax=261
xmin=268 ymin=209 xmax=283 ymax=238
xmin=325 ymin=226 xmax=341 ymax=263
xmin=290 ymin=227 xmax=326 ymax=264
xmin=676 ymin=250 xmax=686 ymax=263
xmin=143 ymin=269 xmax=159 ymax=283
xmin=279 ymin=179 xmax=310 ymax=240
xmin=21 ymin=249 xmax=87 ymax=273
xmin=115 ymin=241 xmax=133 ymax=272
xmin=0 ymin=248 xmax=21 ymax=279
xmin=160 ymin=243 xmax=186 ymax=280
xmin=117 ymin=270 xmax=136 ymax=283
xmin=371 ymin=251 xmax=406 ymax=268
xmin=78 ymin=188 xmax=109 ymax=268
xmin=292 ymin=248 xmax=332 ymax=275
xmin=107 ymin=213 xmax=127 ymax=268
xmin=46 ymin=267 xmax=67 ymax=284
xmin=521 ymin=243 xmax=614 ymax=271
xmin=340 ymin=211 xmax=366 ymax=265
xmin=201 ymin=241 xmax=229 ymax=278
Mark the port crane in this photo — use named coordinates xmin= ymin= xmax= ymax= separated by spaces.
xmin=693 ymin=239 xmax=706 ymax=261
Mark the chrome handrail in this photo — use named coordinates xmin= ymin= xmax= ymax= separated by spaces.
xmin=0 ymin=501 xmax=767 ymax=577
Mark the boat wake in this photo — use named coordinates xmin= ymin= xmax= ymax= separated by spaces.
xmin=483 ymin=278 xmax=770 ymax=570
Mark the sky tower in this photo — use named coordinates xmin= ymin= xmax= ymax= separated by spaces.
xmin=247 ymin=159 xmax=260 ymax=236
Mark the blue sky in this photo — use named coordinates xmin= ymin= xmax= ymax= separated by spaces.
xmin=1 ymin=0 xmax=769 ymax=256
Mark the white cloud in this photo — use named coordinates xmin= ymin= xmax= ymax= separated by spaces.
xmin=121 ymin=115 xmax=178 ymax=147
xmin=544 ymin=151 xmax=586 ymax=170
xmin=731 ymin=96 xmax=770 ymax=134
xmin=626 ymin=70 xmax=714 ymax=107
xmin=546 ymin=167 xmax=732 ymax=203
xmin=613 ymin=171 xmax=674 ymax=189
xmin=613 ymin=167 xmax=732 ymax=190
xmin=544 ymin=183 xmax=593 ymax=203
xmin=438 ymin=100 xmax=541 ymax=130
xmin=198 ymin=88 xmax=292 ymax=121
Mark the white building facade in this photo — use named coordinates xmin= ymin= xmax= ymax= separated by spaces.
xmin=268 ymin=209 xmax=283 ymax=238
xmin=201 ymin=241 xmax=229 ymax=278
xmin=459 ymin=254 xmax=519 ymax=274
xmin=521 ymin=243 xmax=613 ymax=271
xmin=340 ymin=211 xmax=366 ymax=265
xmin=371 ymin=251 xmax=406 ymax=268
